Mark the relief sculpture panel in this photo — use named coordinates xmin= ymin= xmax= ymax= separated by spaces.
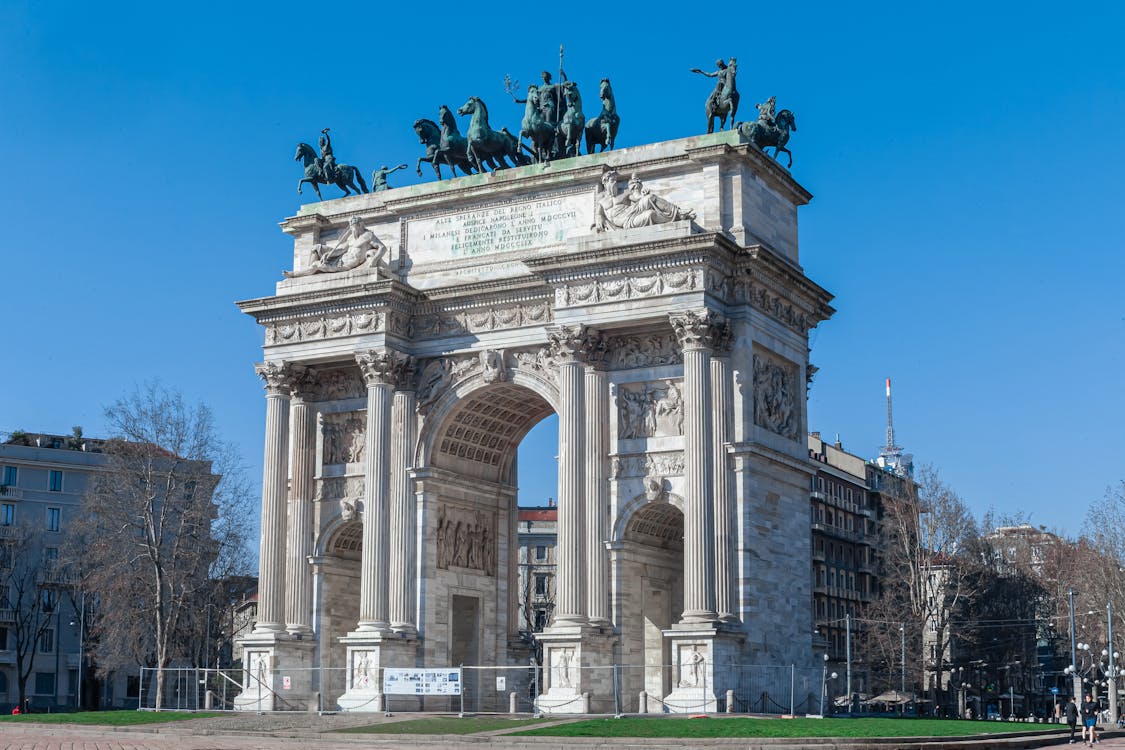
xmin=752 ymin=351 xmax=799 ymax=440
xmin=617 ymin=380 xmax=685 ymax=439
xmin=322 ymin=412 xmax=367 ymax=465
xmin=434 ymin=505 xmax=497 ymax=576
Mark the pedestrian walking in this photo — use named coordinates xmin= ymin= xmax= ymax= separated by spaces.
xmin=1081 ymin=693 xmax=1099 ymax=746
xmin=1066 ymin=697 xmax=1080 ymax=743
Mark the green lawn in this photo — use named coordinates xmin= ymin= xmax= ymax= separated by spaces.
xmin=512 ymin=716 xmax=1063 ymax=738
xmin=338 ymin=716 xmax=550 ymax=735
xmin=0 ymin=710 xmax=222 ymax=726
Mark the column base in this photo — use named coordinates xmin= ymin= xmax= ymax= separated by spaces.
xmin=535 ymin=622 xmax=616 ymax=715
xmin=661 ymin=624 xmax=744 ymax=714
xmin=233 ymin=633 xmax=317 ymax=712
xmin=335 ymin=632 xmax=419 ymax=713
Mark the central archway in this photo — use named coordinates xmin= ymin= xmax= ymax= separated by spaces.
xmin=414 ymin=376 xmax=558 ymax=710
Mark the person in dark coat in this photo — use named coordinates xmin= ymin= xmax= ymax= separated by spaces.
xmin=1065 ymin=696 xmax=1080 ymax=743
xmin=1081 ymin=693 xmax=1099 ymax=746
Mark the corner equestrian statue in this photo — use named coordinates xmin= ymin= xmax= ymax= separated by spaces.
xmin=736 ymin=96 xmax=797 ymax=168
xmin=585 ymin=78 xmax=620 ymax=153
xmin=295 ymin=129 xmax=368 ymax=199
xmin=691 ymin=58 xmax=739 ymax=133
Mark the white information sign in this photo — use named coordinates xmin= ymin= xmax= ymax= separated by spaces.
xmin=282 ymin=675 xmax=291 ymax=690
xmin=383 ymin=667 xmax=462 ymax=696
xmin=406 ymin=194 xmax=589 ymax=267
xmin=496 ymin=676 xmax=506 ymax=691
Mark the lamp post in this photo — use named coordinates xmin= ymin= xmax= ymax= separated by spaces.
xmin=69 ymin=592 xmax=85 ymax=710
xmin=1070 ymin=590 xmax=1080 ymax=700
xmin=1108 ymin=602 xmax=1118 ymax=724
xmin=819 ymin=654 xmax=836 ymax=716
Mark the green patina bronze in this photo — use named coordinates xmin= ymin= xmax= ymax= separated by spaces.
xmin=737 ymin=96 xmax=797 ymax=168
xmin=295 ymin=129 xmax=368 ymax=200
xmin=692 ymin=58 xmax=740 ymax=133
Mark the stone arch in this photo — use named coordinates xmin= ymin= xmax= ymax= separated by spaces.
xmin=316 ymin=517 xmax=363 ymax=559
xmin=613 ymin=487 xmax=685 ymax=544
xmin=415 ymin=369 xmax=559 ymax=485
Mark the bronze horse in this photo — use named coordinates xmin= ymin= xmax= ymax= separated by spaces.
xmin=294 ymin=142 xmax=368 ymax=199
xmin=456 ymin=96 xmax=530 ymax=172
xmin=738 ymin=110 xmax=797 ymax=168
xmin=585 ymin=78 xmax=619 ymax=153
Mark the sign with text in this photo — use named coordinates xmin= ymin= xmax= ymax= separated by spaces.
xmin=383 ymin=668 xmax=462 ymax=696
xmin=406 ymin=194 xmax=590 ymax=267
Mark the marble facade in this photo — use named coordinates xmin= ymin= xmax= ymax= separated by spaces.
xmin=235 ymin=129 xmax=834 ymax=713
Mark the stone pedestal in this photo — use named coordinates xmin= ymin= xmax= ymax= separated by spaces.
xmin=233 ymin=634 xmax=316 ymax=712
xmin=661 ymin=625 xmax=744 ymax=713
xmin=536 ymin=624 xmax=616 ymax=715
xmin=335 ymin=633 xmax=419 ymax=712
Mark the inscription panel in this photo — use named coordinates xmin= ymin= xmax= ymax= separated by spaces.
xmin=404 ymin=194 xmax=591 ymax=287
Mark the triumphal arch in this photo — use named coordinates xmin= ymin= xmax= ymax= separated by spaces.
xmin=236 ymin=128 xmax=834 ymax=713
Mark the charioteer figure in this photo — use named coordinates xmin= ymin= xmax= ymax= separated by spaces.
xmin=691 ymin=57 xmax=739 ymax=133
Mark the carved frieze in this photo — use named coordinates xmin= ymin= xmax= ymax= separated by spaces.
xmin=410 ymin=300 xmax=552 ymax=339
xmin=434 ymin=505 xmax=496 ymax=576
xmin=321 ymin=412 xmax=366 ymax=465
xmin=610 ymin=451 xmax=685 ymax=479
xmin=616 ymin=380 xmax=685 ymax=440
xmin=605 ymin=332 xmax=682 ymax=370
xmin=265 ymin=311 xmax=383 ymax=345
xmin=316 ymin=476 xmax=365 ymax=503
xmin=732 ymin=278 xmax=813 ymax=333
xmin=560 ymin=268 xmax=701 ymax=307
xmin=510 ymin=347 xmax=558 ymax=384
xmin=306 ymin=368 xmax=366 ymax=402
xmin=752 ymin=351 xmax=799 ymax=440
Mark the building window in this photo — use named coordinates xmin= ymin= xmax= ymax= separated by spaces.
xmin=2 ymin=466 xmax=15 ymax=486
xmin=42 ymin=589 xmax=57 ymax=612
xmin=34 ymin=671 xmax=55 ymax=695
xmin=46 ymin=507 xmax=60 ymax=532
xmin=40 ymin=628 xmax=55 ymax=653
xmin=126 ymin=675 xmax=140 ymax=698
xmin=0 ymin=625 xmax=8 ymax=650
xmin=48 ymin=470 xmax=63 ymax=492
xmin=43 ymin=547 xmax=58 ymax=567
xmin=533 ymin=608 xmax=549 ymax=631
xmin=534 ymin=574 xmax=548 ymax=596
xmin=535 ymin=545 xmax=547 ymax=561
xmin=0 ymin=504 xmax=13 ymax=526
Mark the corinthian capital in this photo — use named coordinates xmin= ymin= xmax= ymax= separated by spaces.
xmin=355 ymin=350 xmax=414 ymax=388
xmin=546 ymin=324 xmax=589 ymax=364
xmin=255 ymin=361 xmax=307 ymax=396
xmin=669 ymin=310 xmax=727 ymax=351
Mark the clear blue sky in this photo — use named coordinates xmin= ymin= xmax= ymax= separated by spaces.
xmin=2 ymin=1 xmax=1122 ymax=541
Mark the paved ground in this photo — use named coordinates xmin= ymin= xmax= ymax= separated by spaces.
xmin=0 ymin=715 xmax=1117 ymax=750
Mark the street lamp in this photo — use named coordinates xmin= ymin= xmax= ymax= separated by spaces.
xmin=67 ymin=592 xmax=85 ymax=710
xmin=820 ymin=654 xmax=839 ymax=716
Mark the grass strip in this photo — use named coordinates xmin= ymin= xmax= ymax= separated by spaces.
xmin=0 ymin=710 xmax=223 ymax=726
xmin=512 ymin=716 xmax=1060 ymax=738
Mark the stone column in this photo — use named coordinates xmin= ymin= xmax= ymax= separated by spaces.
xmin=670 ymin=311 xmax=718 ymax=624
xmin=388 ymin=366 xmax=418 ymax=634
xmin=709 ymin=322 xmax=737 ymax=622
xmin=547 ymin=324 xmax=588 ymax=625
xmin=354 ymin=350 xmax=405 ymax=634
xmin=285 ymin=373 xmax=316 ymax=635
xmin=584 ymin=331 xmax=611 ymax=626
xmin=253 ymin=361 xmax=303 ymax=634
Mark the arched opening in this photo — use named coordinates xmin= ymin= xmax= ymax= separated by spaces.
xmin=316 ymin=519 xmax=362 ymax=702
xmin=618 ymin=500 xmax=684 ymax=708
xmin=415 ymin=379 xmax=558 ymax=710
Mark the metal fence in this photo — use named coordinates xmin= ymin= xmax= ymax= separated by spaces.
xmin=139 ymin=662 xmax=824 ymax=715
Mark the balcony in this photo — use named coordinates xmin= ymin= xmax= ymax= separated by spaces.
xmin=37 ymin=568 xmax=77 ymax=586
xmin=0 ymin=525 xmax=25 ymax=541
xmin=0 ymin=608 xmax=14 ymax=623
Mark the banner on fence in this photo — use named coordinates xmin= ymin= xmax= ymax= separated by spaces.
xmin=383 ymin=668 xmax=462 ymax=695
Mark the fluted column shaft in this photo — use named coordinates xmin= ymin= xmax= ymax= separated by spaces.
xmin=254 ymin=362 xmax=297 ymax=634
xmin=585 ymin=359 xmax=610 ymax=625
xmin=389 ymin=387 xmax=418 ymax=633
xmin=285 ymin=393 xmax=316 ymax=634
xmin=549 ymin=325 xmax=588 ymax=625
xmin=671 ymin=312 xmax=719 ymax=624
xmin=711 ymin=352 xmax=737 ymax=621
xmin=355 ymin=351 xmax=401 ymax=634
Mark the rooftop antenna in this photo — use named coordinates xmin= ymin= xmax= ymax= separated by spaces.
xmin=884 ymin=377 xmax=900 ymax=454
xmin=877 ymin=377 xmax=913 ymax=477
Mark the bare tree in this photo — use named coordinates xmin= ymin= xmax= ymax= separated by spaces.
xmin=68 ymin=382 xmax=253 ymax=709
xmin=0 ymin=521 xmax=58 ymax=709
xmin=865 ymin=465 xmax=981 ymax=704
